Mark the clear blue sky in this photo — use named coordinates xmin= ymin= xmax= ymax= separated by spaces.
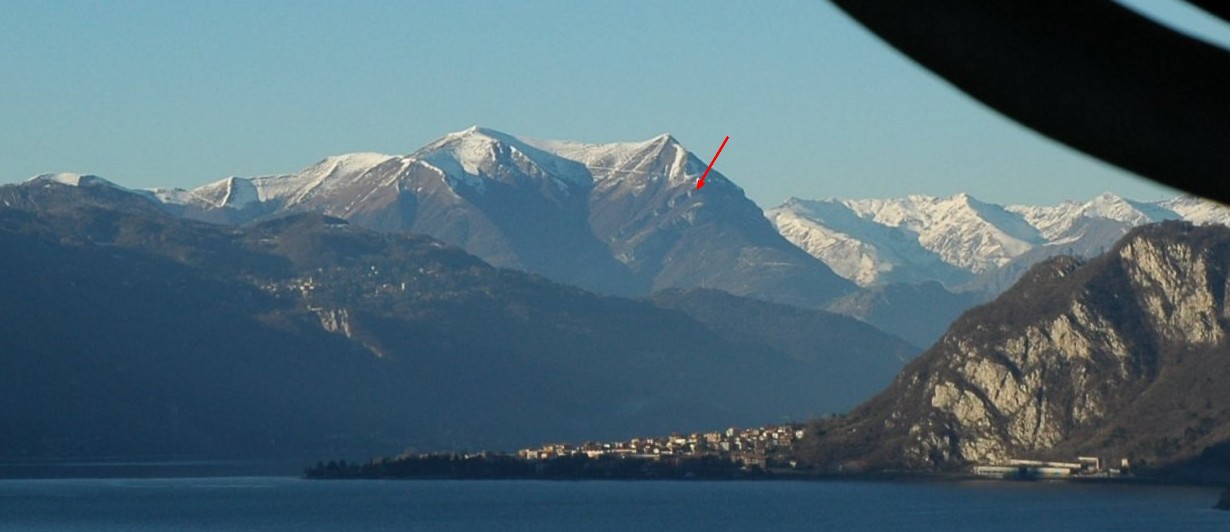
xmin=3 ymin=0 xmax=1228 ymax=207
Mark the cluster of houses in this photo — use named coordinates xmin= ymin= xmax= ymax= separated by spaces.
xmin=973 ymin=456 xmax=1132 ymax=479
xmin=517 ymin=424 xmax=807 ymax=468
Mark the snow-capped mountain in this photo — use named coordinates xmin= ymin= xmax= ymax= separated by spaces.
xmin=767 ymin=194 xmax=1044 ymax=287
xmin=769 ymin=192 xmax=1230 ymax=291
xmin=150 ymin=152 xmax=399 ymax=223
xmin=20 ymin=173 xmax=179 ymax=216
xmin=135 ymin=126 xmax=854 ymax=306
xmin=26 ymin=173 xmax=122 ymax=189
xmin=1162 ymin=194 xmax=1230 ymax=225
xmin=766 ymin=195 xmax=1019 ymax=287
xmin=1006 ymin=192 xmax=1180 ymax=243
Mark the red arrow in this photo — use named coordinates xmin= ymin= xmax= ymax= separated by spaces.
xmin=696 ymin=136 xmax=729 ymax=190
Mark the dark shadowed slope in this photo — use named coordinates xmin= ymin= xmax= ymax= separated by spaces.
xmin=0 ymin=181 xmax=904 ymax=459
xmin=652 ymin=288 xmax=918 ymax=413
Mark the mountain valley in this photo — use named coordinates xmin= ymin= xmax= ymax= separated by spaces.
xmin=10 ymin=127 xmax=1230 ymax=477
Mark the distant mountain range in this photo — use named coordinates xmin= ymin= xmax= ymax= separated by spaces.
xmin=104 ymin=126 xmax=854 ymax=309
xmin=0 ymin=178 xmax=915 ymax=459
xmin=768 ymin=192 xmax=1230 ymax=292
xmin=797 ymin=221 xmax=1230 ymax=481
xmin=20 ymin=128 xmax=1229 ymax=351
xmin=768 ymin=192 xmax=1230 ymax=347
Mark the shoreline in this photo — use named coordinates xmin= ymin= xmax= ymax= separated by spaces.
xmin=2 ymin=457 xmax=1225 ymax=490
xmin=304 ymin=460 xmax=1230 ymax=488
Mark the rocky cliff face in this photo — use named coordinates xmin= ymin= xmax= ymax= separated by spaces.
xmin=801 ymin=221 xmax=1230 ymax=474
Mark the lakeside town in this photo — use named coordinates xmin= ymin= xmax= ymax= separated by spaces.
xmin=305 ymin=424 xmax=808 ymax=480
xmin=306 ymin=425 xmax=1149 ymax=483
xmin=516 ymin=424 xmax=808 ymax=469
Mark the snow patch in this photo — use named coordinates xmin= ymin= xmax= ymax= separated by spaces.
xmin=26 ymin=173 xmax=123 ymax=190
xmin=411 ymin=126 xmax=600 ymax=194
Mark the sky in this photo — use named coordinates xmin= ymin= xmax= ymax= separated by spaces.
xmin=3 ymin=0 xmax=1229 ymax=208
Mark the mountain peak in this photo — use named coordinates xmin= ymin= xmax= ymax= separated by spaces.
xmin=25 ymin=173 xmax=123 ymax=190
xmin=1080 ymin=191 xmax=1174 ymax=225
xmin=414 ymin=126 xmax=594 ymax=191
xmin=650 ymin=133 xmax=679 ymax=145
xmin=446 ymin=125 xmax=515 ymax=142
xmin=1090 ymin=191 xmax=1127 ymax=204
xmin=433 ymin=125 xmax=527 ymax=147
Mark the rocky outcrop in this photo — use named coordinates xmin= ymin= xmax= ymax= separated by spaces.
xmin=315 ymin=307 xmax=388 ymax=358
xmin=800 ymin=221 xmax=1230 ymax=474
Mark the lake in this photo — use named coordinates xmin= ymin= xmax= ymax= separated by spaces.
xmin=0 ymin=476 xmax=1225 ymax=530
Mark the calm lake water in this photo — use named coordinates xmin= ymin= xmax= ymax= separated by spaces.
xmin=0 ymin=476 xmax=1225 ymax=531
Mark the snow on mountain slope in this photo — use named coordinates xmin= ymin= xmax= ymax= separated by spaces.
xmin=154 ymin=152 xmax=396 ymax=213
xmin=773 ymin=192 xmax=1230 ymax=290
xmin=845 ymin=194 xmax=1042 ymax=273
xmin=86 ymin=127 xmax=720 ymax=226
xmin=1008 ymin=192 xmax=1181 ymax=242
xmin=255 ymin=152 xmax=395 ymax=205
xmin=412 ymin=126 xmax=594 ymax=194
xmin=526 ymin=133 xmax=710 ymax=191
xmin=193 ymin=176 xmax=261 ymax=209
xmin=26 ymin=173 xmax=126 ymax=190
xmin=1085 ymin=192 xmax=1179 ymax=224
xmin=27 ymin=173 xmax=179 ymax=208
xmin=1005 ymin=201 xmax=1085 ymax=243
xmin=770 ymin=194 xmax=1042 ymax=286
xmin=766 ymin=198 xmax=970 ymax=287
xmin=767 ymin=204 xmax=883 ymax=286
xmin=1160 ymin=195 xmax=1230 ymax=226
xmin=68 ymin=126 xmax=844 ymax=304
xmin=148 ymin=187 xmax=198 ymax=205
xmin=46 ymin=127 xmax=1230 ymax=308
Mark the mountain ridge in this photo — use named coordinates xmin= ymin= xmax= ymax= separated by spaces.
xmin=769 ymin=192 xmax=1230 ymax=292
xmin=21 ymin=131 xmax=1229 ymax=352
xmin=770 ymin=192 xmax=1230 ymax=347
xmin=796 ymin=221 xmax=1230 ymax=480
xmin=20 ymin=126 xmax=856 ymax=309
